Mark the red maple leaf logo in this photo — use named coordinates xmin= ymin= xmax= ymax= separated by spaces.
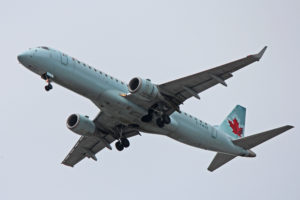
xmin=228 ymin=118 xmax=243 ymax=137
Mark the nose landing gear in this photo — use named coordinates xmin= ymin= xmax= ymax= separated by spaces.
xmin=41 ymin=72 xmax=54 ymax=92
xmin=45 ymin=80 xmax=53 ymax=92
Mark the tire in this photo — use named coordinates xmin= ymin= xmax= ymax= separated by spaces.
xmin=162 ymin=114 xmax=171 ymax=124
xmin=121 ymin=138 xmax=130 ymax=148
xmin=45 ymin=85 xmax=50 ymax=91
xmin=115 ymin=141 xmax=124 ymax=151
xmin=156 ymin=118 xmax=164 ymax=128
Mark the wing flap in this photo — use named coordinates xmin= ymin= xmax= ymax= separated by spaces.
xmin=62 ymin=128 xmax=140 ymax=167
xmin=62 ymin=136 xmax=107 ymax=167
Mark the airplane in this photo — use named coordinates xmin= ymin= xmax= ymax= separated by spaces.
xmin=17 ymin=46 xmax=293 ymax=171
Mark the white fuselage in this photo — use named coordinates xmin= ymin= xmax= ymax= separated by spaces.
xmin=18 ymin=47 xmax=250 ymax=156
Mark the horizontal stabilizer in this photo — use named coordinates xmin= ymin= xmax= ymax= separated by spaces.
xmin=232 ymin=125 xmax=293 ymax=150
xmin=208 ymin=153 xmax=236 ymax=172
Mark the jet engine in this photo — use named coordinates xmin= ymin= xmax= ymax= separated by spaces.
xmin=67 ymin=114 xmax=96 ymax=137
xmin=128 ymin=77 xmax=160 ymax=101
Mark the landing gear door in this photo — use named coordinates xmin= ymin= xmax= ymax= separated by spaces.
xmin=211 ymin=127 xmax=217 ymax=139
xmin=61 ymin=53 xmax=68 ymax=65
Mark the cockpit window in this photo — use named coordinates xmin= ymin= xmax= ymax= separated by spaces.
xmin=40 ymin=46 xmax=49 ymax=50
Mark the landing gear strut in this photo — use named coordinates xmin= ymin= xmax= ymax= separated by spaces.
xmin=45 ymin=81 xmax=53 ymax=91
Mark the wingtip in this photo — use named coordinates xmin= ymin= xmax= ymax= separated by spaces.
xmin=207 ymin=167 xmax=214 ymax=172
xmin=61 ymin=162 xmax=74 ymax=167
xmin=285 ymin=125 xmax=294 ymax=130
xmin=253 ymin=46 xmax=267 ymax=61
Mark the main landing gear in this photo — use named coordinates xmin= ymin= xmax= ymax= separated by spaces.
xmin=41 ymin=72 xmax=53 ymax=92
xmin=142 ymin=109 xmax=171 ymax=128
xmin=115 ymin=137 xmax=130 ymax=151
xmin=113 ymin=125 xmax=131 ymax=151
xmin=156 ymin=114 xmax=171 ymax=128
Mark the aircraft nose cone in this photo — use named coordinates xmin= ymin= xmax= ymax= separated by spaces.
xmin=17 ymin=53 xmax=26 ymax=63
xmin=17 ymin=50 xmax=33 ymax=65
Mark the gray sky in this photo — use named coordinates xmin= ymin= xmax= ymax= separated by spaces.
xmin=1 ymin=0 xmax=299 ymax=199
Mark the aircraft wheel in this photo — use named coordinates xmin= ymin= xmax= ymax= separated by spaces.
xmin=121 ymin=138 xmax=130 ymax=148
xmin=45 ymin=85 xmax=50 ymax=91
xmin=45 ymin=84 xmax=53 ymax=91
xmin=156 ymin=118 xmax=164 ymax=128
xmin=162 ymin=114 xmax=171 ymax=124
xmin=115 ymin=141 xmax=124 ymax=151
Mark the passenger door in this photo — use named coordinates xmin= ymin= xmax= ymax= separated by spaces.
xmin=211 ymin=127 xmax=217 ymax=139
xmin=61 ymin=53 xmax=68 ymax=65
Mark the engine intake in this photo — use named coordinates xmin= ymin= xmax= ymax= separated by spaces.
xmin=128 ymin=77 xmax=160 ymax=101
xmin=67 ymin=114 xmax=96 ymax=137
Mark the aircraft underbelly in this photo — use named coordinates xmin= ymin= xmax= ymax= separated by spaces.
xmin=148 ymin=113 xmax=244 ymax=155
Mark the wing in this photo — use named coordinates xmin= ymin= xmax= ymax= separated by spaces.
xmin=125 ymin=47 xmax=267 ymax=115
xmin=159 ymin=47 xmax=267 ymax=110
xmin=62 ymin=112 xmax=140 ymax=167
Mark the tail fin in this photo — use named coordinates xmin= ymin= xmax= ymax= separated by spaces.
xmin=208 ymin=125 xmax=293 ymax=172
xmin=219 ymin=105 xmax=246 ymax=139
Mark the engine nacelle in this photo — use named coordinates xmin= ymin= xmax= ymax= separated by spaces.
xmin=66 ymin=114 xmax=96 ymax=137
xmin=128 ymin=77 xmax=160 ymax=101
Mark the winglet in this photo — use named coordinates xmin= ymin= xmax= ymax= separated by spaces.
xmin=252 ymin=46 xmax=267 ymax=61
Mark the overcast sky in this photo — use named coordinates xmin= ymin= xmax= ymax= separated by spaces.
xmin=1 ymin=0 xmax=299 ymax=199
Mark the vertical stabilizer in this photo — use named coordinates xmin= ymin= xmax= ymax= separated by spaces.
xmin=219 ymin=105 xmax=246 ymax=139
